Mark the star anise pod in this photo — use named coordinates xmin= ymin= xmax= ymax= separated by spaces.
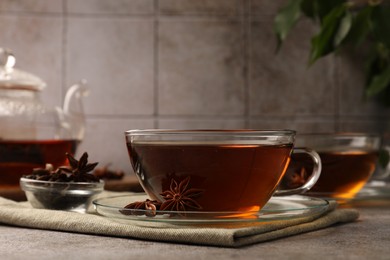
xmin=23 ymin=152 xmax=100 ymax=183
xmin=160 ymin=176 xmax=204 ymax=214
xmin=284 ymin=167 xmax=308 ymax=189
xmin=93 ymin=164 xmax=125 ymax=180
xmin=120 ymin=199 xmax=162 ymax=217
xmin=67 ymin=152 xmax=98 ymax=174
xmin=65 ymin=152 xmax=99 ymax=182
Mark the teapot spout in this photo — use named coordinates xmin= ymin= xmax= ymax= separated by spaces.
xmin=62 ymin=80 xmax=89 ymax=140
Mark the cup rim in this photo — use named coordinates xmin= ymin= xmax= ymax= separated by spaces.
xmin=297 ymin=132 xmax=381 ymax=138
xmin=125 ymin=129 xmax=296 ymax=137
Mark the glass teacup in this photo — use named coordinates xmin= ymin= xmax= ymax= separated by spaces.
xmin=282 ymin=133 xmax=380 ymax=199
xmin=125 ymin=129 xmax=322 ymax=213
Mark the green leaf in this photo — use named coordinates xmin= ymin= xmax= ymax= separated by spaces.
xmin=315 ymin=0 xmax=346 ymax=22
xmin=333 ymin=10 xmax=352 ymax=47
xmin=371 ymin=5 xmax=390 ymax=46
xmin=343 ymin=6 xmax=373 ymax=48
xmin=309 ymin=4 xmax=347 ymax=65
xmin=365 ymin=65 xmax=390 ymax=97
xmin=301 ymin=0 xmax=317 ymax=19
xmin=274 ymin=0 xmax=303 ymax=51
xmin=301 ymin=0 xmax=346 ymax=21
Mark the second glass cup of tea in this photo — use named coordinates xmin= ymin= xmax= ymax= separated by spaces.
xmin=125 ymin=129 xmax=322 ymax=213
xmin=282 ymin=133 xmax=380 ymax=199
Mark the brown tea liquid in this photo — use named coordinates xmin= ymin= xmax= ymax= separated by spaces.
xmin=0 ymin=139 xmax=78 ymax=188
xmin=127 ymin=142 xmax=292 ymax=212
xmin=283 ymin=150 xmax=378 ymax=198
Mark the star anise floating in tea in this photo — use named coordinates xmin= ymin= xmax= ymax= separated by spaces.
xmin=160 ymin=176 xmax=203 ymax=212
xmin=121 ymin=176 xmax=204 ymax=217
xmin=283 ymin=167 xmax=308 ymax=189
xmin=23 ymin=152 xmax=100 ymax=183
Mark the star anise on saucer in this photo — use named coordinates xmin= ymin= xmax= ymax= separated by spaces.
xmin=160 ymin=176 xmax=204 ymax=213
xmin=120 ymin=199 xmax=162 ymax=217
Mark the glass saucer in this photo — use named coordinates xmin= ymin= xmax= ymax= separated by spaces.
xmin=93 ymin=194 xmax=329 ymax=226
xmin=357 ymin=181 xmax=390 ymax=199
xmin=305 ymin=186 xmax=390 ymax=208
xmin=305 ymin=192 xmax=354 ymax=203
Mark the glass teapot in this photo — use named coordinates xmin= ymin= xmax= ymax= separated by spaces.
xmin=0 ymin=48 xmax=88 ymax=192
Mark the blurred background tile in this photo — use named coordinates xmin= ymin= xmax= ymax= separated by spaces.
xmin=249 ymin=117 xmax=335 ymax=133
xmin=0 ymin=0 xmax=62 ymax=13
xmin=249 ymin=0 xmax=288 ymax=16
xmin=336 ymin=52 xmax=385 ymax=117
xmin=250 ymin=18 xmax=336 ymax=116
xmin=159 ymin=0 xmax=240 ymax=16
xmin=158 ymin=118 xmax=246 ymax=129
xmin=158 ymin=18 xmax=245 ymax=116
xmin=338 ymin=118 xmax=386 ymax=134
xmin=77 ymin=117 xmax=154 ymax=174
xmin=0 ymin=15 xmax=63 ymax=107
xmin=67 ymin=0 xmax=154 ymax=15
xmin=66 ymin=17 xmax=154 ymax=116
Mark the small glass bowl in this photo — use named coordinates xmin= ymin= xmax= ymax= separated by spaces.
xmin=20 ymin=177 xmax=104 ymax=213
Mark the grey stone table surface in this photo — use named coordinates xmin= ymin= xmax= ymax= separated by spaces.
xmin=0 ymin=200 xmax=389 ymax=260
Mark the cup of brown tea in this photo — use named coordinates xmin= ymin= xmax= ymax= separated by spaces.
xmin=282 ymin=133 xmax=380 ymax=199
xmin=125 ymin=129 xmax=322 ymax=213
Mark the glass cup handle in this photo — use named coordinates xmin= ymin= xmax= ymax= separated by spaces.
xmin=274 ymin=147 xmax=322 ymax=196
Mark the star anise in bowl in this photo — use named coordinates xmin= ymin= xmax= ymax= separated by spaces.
xmin=20 ymin=152 xmax=104 ymax=213
xmin=23 ymin=152 xmax=100 ymax=183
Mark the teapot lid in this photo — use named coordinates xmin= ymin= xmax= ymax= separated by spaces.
xmin=0 ymin=48 xmax=46 ymax=91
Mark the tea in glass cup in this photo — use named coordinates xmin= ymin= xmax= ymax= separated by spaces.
xmin=125 ymin=129 xmax=322 ymax=214
xmin=282 ymin=133 xmax=380 ymax=199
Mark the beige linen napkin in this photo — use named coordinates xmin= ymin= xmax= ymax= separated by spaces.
xmin=0 ymin=194 xmax=359 ymax=248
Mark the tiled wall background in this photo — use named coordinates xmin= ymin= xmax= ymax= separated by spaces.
xmin=1 ymin=0 xmax=389 ymax=175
